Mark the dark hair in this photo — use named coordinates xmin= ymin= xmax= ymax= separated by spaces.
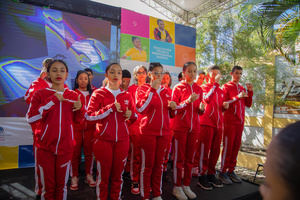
xmin=178 ymin=72 xmax=183 ymax=81
xmin=164 ymin=71 xmax=172 ymax=87
xmin=122 ymin=69 xmax=131 ymax=78
xmin=132 ymin=37 xmax=139 ymax=42
xmin=231 ymin=65 xmax=243 ymax=73
xmin=199 ymin=70 xmax=205 ymax=75
xmin=149 ymin=62 xmax=163 ymax=72
xmin=207 ymin=65 xmax=220 ymax=72
xmin=183 ymin=61 xmax=196 ymax=72
xmin=47 ymin=59 xmax=69 ymax=72
xmin=105 ymin=63 xmax=121 ymax=73
xmin=73 ymin=70 xmax=93 ymax=94
xmin=43 ymin=58 xmax=53 ymax=69
xmin=84 ymin=68 xmax=94 ymax=75
xmin=274 ymin=121 xmax=300 ymax=200
xmin=157 ymin=19 xmax=163 ymax=25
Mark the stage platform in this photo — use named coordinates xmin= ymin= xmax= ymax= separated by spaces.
xmin=0 ymin=167 xmax=261 ymax=200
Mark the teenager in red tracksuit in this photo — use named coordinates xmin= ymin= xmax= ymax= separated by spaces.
xmin=136 ymin=62 xmax=176 ymax=200
xmin=197 ymin=65 xmax=229 ymax=190
xmin=219 ymin=66 xmax=253 ymax=184
xmin=26 ymin=60 xmax=84 ymax=200
xmin=171 ymin=62 xmax=205 ymax=200
xmin=126 ymin=65 xmax=148 ymax=195
xmin=24 ymin=58 xmax=53 ymax=197
xmin=85 ymin=63 xmax=137 ymax=200
xmin=70 ymin=70 xmax=96 ymax=190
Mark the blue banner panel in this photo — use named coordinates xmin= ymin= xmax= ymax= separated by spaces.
xmin=149 ymin=39 xmax=175 ymax=66
xmin=18 ymin=145 xmax=34 ymax=168
xmin=175 ymin=24 xmax=196 ymax=48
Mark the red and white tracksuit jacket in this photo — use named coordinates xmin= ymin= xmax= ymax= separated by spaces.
xmin=136 ymin=84 xmax=173 ymax=199
xmin=221 ymin=81 xmax=253 ymax=173
xmin=171 ymin=81 xmax=203 ymax=186
xmin=86 ymin=87 xmax=137 ymax=200
xmin=198 ymin=82 xmax=225 ymax=176
xmin=26 ymin=88 xmax=84 ymax=200
xmin=71 ymin=89 xmax=96 ymax=178
xmin=126 ymin=84 xmax=142 ymax=183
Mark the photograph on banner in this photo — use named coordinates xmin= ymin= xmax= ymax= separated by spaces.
xmin=149 ymin=16 xmax=175 ymax=43
xmin=175 ymin=23 xmax=196 ymax=48
xmin=120 ymin=58 xmax=149 ymax=85
xmin=149 ymin=39 xmax=175 ymax=66
xmin=0 ymin=1 xmax=112 ymax=117
xmin=175 ymin=44 xmax=196 ymax=67
xmin=121 ymin=9 xmax=149 ymax=38
xmin=120 ymin=34 xmax=149 ymax=62
xmin=274 ymin=56 xmax=300 ymax=119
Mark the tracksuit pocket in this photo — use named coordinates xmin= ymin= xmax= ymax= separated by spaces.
xmin=99 ymin=122 xmax=108 ymax=136
xmin=149 ymin=110 xmax=156 ymax=124
xmin=181 ymin=110 xmax=186 ymax=120
xmin=41 ymin=124 xmax=48 ymax=141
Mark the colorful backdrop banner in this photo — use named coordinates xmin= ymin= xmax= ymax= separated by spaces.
xmin=149 ymin=16 xmax=175 ymax=44
xmin=120 ymin=34 xmax=149 ymax=62
xmin=121 ymin=9 xmax=149 ymax=38
xmin=149 ymin=39 xmax=175 ymax=66
xmin=175 ymin=23 xmax=196 ymax=48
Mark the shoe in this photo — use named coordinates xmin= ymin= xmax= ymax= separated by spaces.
xmin=122 ymin=171 xmax=131 ymax=180
xmin=70 ymin=176 xmax=79 ymax=191
xmin=192 ymin=167 xmax=199 ymax=177
xmin=218 ymin=172 xmax=233 ymax=185
xmin=35 ymin=194 xmax=41 ymax=200
xmin=207 ymin=174 xmax=223 ymax=188
xmin=172 ymin=186 xmax=188 ymax=200
xmin=197 ymin=175 xmax=213 ymax=191
xmin=228 ymin=171 xmax=242 ymax=183
xmin=85 ymin=174 xmax=96 ymax=187
xmin=131 ymin=182 xmax=140 ymax=195
xmin=153 ymin=196 xmax=163 ymax=200
xmin=182 ymin=186 xmax=197 ymax=199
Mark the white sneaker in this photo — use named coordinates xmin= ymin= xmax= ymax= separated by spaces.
xmin=153 ymin=196 xmax=163 ymax=200
xmin=172 ymin=186 xmax=188 ymax=200
xmin=182 ymin=186 xmax=197 ymax=199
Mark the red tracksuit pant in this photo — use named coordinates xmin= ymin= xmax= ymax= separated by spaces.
xmin=140 ymin=135 xmax=169 ymax=199
xmin=221 ymin=123 xmax=244 ymax=173
xmin=163 ymin=132 xmax=173 ymax=172
xmin=93 ymin=138 xmax=129 ymax=200
xmin=128 ymin=134 xmax=141 ymax=183
xmin=36 ymin=148 xmax=72 ymax=200
xmin=71 ymin=128 xmax=94 ymax=177
xmin=173 ymin=130 xmax=200 ymax=186
xmin=198 ymin=125 xmax=223 ymax=175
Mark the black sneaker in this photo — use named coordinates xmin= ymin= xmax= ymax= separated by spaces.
xmin=207 ymin=174 xmax=223 ymax=188
xmin=218 ymin=172 xmax=233 ymax=185
xmin=197 ymin=175 xmax=213 ymax=190
xmin=228 ymin=171 xmax=242 ymax=183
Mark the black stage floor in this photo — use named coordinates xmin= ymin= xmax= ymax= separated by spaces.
xmin=0 ymin=166 xmax=262 ymax=200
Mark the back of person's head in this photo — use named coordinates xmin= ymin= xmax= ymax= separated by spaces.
xmin=273 ymin=121 xmax=300 ymax=200
xmin=42 ymin=58 xmax=53 ymax=73
xmin=231 ymin=65 xmax=243 ymax=73
xmin=149 ymin=62 xmax=163 ymax=72
xmin=207 ymin=65 xmax=220 ymax=72
xmin=84 ymin=68 xmax=94 ymax=75
xmin=122 ymin=69 xmax=131 ymax=79
xmin=183 ymin=61 xmax=196 ymax=72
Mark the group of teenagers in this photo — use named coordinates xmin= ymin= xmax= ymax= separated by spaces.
xmin=25 ymin=58 xmax=253 ymax=200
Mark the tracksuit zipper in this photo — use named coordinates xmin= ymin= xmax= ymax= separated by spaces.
xmin=189 ymin=84 xmax=193 ymax=132
xmin=157 ymin=89 xmax=164 ymax=136
xmin=55 ymin=101 xmax=62 ymax=154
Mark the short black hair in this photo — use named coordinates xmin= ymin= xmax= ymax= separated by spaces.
xmin=183 ymin=61 xmax=196 ymax=72
xmin=122 ymin=69 xmax=131 ymax=78
xmin=84 ymin=68 xmax=94 ymax=75
xmin=157 ymin=19 xmax=163 ymax=25
xmin=231 ymin=65 xmax=243 ymax=73
xmin=178 ymin=72 xmax=183 ymax=81
xmin=275 ymin=121 xmax=300 ymax=200
xmin=207 ymin=65 xmax=220 ymax=72
xmin=149 ymin=62 xmax=163 ymax=72
xmin=105 ymin=63 xmax=121 ymax=73
xmin=47 ymin=59 xmax=68 ymax=72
